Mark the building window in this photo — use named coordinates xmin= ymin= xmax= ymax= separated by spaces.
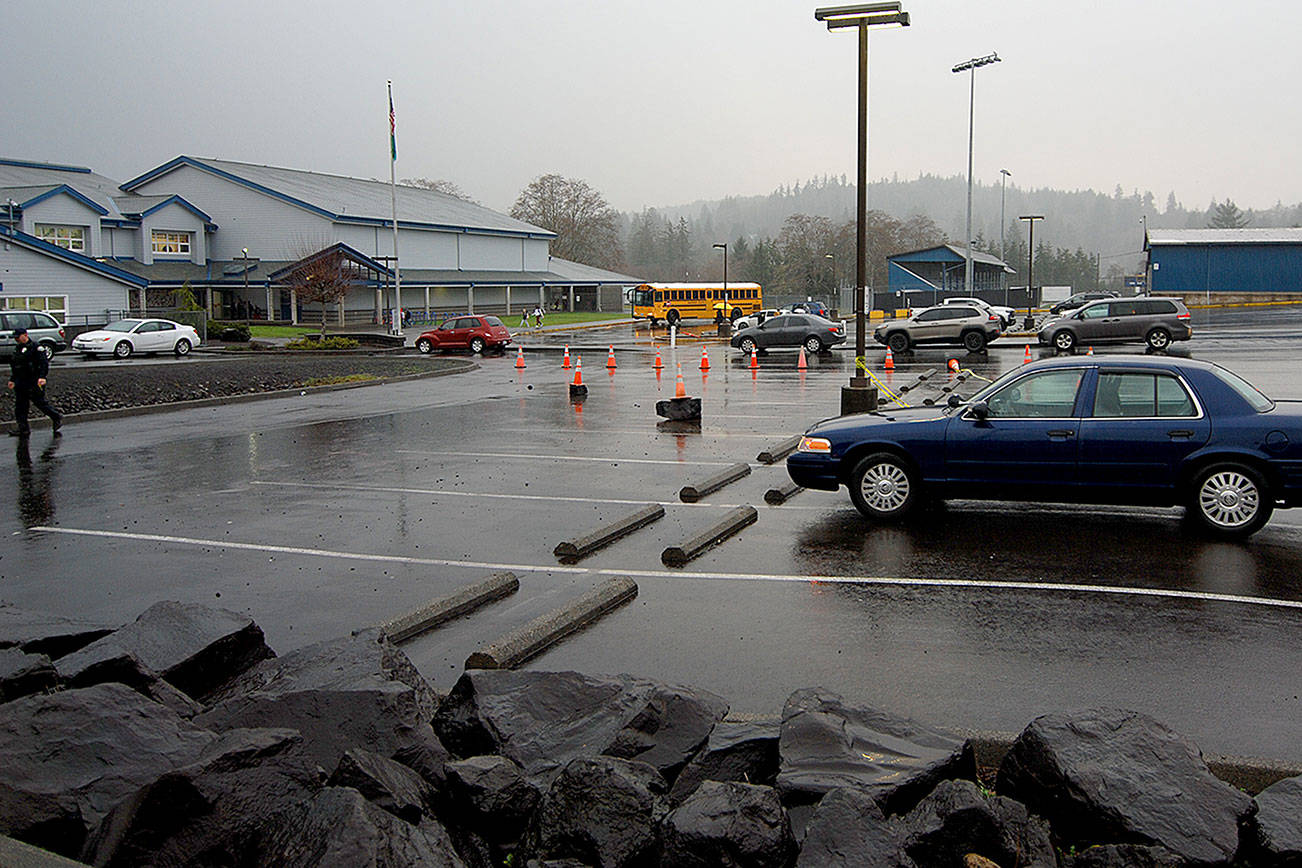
xmin=151 ymin=230 xmax=191 ymax=255
xmin=0 ymin=296 xmax=68 ymax=323
xmin=35 ymin=224 xmax=85 ymax=252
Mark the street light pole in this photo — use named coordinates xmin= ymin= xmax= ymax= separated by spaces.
xmin=952 ymin=52 xmax=1000 ymax=301
xmin=1019 ymin=214 xmax=1044 ymax=329
xmin=713 ymin=242 xmax=728 ymax=323
xmin=815 ymin=2 xmax=910 ymax=415
xmin=999 ymin=169 xmax=1011 ymax=307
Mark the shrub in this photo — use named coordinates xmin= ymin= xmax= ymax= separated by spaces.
xmin=208 ymin=321 xmax=251 ymax=342
xmin=286 ymin=336 xmax=359 ymax=350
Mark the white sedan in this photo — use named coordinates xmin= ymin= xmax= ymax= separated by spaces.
xmin=72 ymin=318 xmax=201 ymax=359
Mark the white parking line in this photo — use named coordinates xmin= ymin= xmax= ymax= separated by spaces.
xmin=248 ymin=480 xmax=833 ymax=511
xmin=395 ymin=449 xmax=735 ymax=466
xmin=29 ymin=527 xmax=590 ymax=574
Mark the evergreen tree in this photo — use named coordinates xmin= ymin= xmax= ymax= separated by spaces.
xmin=1208 ymin=199 xmax=1250 ymax=229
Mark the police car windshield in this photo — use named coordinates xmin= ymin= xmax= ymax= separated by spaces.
xmin=104 ymin=320 xmax=143 ymax=332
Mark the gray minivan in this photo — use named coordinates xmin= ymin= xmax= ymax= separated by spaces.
xmin=0 ymin=311 xmax=67 ymax=359
xmin=1037 ymin=296 xmax=1191 ymax=352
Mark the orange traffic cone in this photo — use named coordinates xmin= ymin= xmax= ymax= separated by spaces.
xmin=1087 ymin=346 xmax=1094 ymax=356
xmin=674 ymin=362 xmax=687 ymax=398
xmin=561 ymin=345 xmax=571 ymax=369
xmin=1023 ymin=345 xmax=1033 ymax=364
xmin=573 ymin=356 xmax=583 ymax=387
xmin=606 ymin=345 xmax=617 ymax=370
xmin=515 ymin=347 xmax=526 ymax=369
xmin=750 ymin=348 xmax=759 ymax=370
xmin=797 ymin=347 xmax=808 ymax=370
xmin=653 ymin=347 xmax=663 ymax=369
xmin=948 ymin=358 xmax=959 ymax=373
xmin=884 ymin=347 xmax=895 ymax=371
xmin=700 ymin=347 xmax=710 ymax=371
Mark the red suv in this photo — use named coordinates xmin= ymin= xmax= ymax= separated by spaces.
xmin=416 ymin=315 xmax=512 ymax=354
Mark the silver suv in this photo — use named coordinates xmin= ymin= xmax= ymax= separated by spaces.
xmin=874 ymin=305 xmax=1002 ymax=353
xmin=1037 ymin=296 xmax=1192 ymax=352
xmin=0 ymin=311 xmax=66 ymax=359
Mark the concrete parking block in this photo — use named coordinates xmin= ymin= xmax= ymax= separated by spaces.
xmin=662 ymin=506 xmax=759 ymax=566
xmin=380 ymin=572 xmax=520 ymax=644
xmin=553 ymin=504 xmax=665 ymax=563
xmin=680 ymin=463 xmax=751 ymax=503
xmin=756 ymin=436 xmax=801 ymax=465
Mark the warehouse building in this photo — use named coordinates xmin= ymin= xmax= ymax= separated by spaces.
xmin=885 ymin=244 xmax=1015 ymax=309
xmin=1145 ymin=228 xmax=1302 ymax=303
xmin=0 ymin=156 xmax=638 ymax=327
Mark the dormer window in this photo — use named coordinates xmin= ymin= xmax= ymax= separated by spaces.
xmin=35 ymin=224 xmax=85 ymax=252
xmin=151 ymin=230 xmax=191 ymax=255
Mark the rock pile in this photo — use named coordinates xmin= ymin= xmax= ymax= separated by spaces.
xmin=0 ymin=600 xmax=1299 ymax=867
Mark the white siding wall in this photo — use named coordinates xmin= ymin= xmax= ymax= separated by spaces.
xmin=140 ymin=202 xmax=206 ymax=265
xmin=22 ymin=195 xmax=103 ymax=257
xmin=523 ymin=239 xmax=549 ymax=271
xmin=460 ymin=233 xmax=522 ymax=270
xmin=102 ymin=227 xmax=137 ymax=259
xmin=331 ymin=224 xmax=459 ymax=268
xmin=132 ymin=164 xmax=334 ymax=261
xmin=0 ymin=244 xmax=132 ymax=318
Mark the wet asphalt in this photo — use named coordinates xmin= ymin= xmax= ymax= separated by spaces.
xmin=4 ymin=306 xmax=1302 ymax=763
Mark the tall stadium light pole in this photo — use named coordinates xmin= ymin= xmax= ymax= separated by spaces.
xmin=952 ymin=52 xmax=1000 ymax=300
xmin=713 ymin=242 xmax=728 ymax=319
xmin=999 ymin=169 xmax=1011 ymax=307
xmin=814 ymin=2 xmax=910 ymax=415
xmin=1020 ymin=214 xmax=1044 ymax=329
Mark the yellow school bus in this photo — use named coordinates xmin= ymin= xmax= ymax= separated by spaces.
xmin=627 ymin=283 xmax=764 ymax=326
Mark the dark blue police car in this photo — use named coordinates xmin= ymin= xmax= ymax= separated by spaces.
xmin=787 ymin=356 xmax=1302 ymax=537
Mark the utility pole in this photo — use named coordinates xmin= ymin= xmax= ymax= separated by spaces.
xmin=1019 ymin=214 xmax=1044 ymax=329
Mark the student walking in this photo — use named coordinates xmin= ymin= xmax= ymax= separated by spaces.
xmin=8 ymin=328 xmax=62 ymax=438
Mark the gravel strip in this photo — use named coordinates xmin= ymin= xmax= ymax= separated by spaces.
xmin=0 ymin=356 xmax=467 ymax=421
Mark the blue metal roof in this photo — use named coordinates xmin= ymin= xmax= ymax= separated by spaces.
xmin=0 ymin=158 xmax=93 ymax=174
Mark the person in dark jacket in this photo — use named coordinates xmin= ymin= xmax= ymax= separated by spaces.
xmin=8 ymin=328 xmax=62 ymax=437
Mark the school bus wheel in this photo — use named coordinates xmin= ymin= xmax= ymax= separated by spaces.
xmin=666 ymin=310 xmax=681 ymax=326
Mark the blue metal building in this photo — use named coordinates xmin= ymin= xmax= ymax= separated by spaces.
xmin=886 ymin=245 xmax=1013 ymax=307
xmin=1146 ymin=228 xmax=1302 ymax=299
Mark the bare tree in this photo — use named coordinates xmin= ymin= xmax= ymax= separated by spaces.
xmin=400 ymin=177 xmax=477 ymax=203
xmin=281 ymin=244 xmax=357 ymax=335
xmin=511 ymin=174 xmax=623 ymax=270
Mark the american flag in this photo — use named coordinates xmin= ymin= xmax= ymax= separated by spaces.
xmin=388 ymin=88 xmax=396 ymax=162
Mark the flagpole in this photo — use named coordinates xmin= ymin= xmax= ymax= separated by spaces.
xmin=388 ymin=80 xmax=403 ymax=338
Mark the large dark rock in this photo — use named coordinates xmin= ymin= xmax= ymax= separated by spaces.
xmin=524 ymin=756 xmax=667 ymax=868
xmin=997 ymin=708 xmax=1253 ymax=865
xmin=902 ymin=780 xmax=1056 ymax=868
xmin=254 ymin=786 xmax=465 ymax=867
xmin=444 ymin=754 xmax=540 ymax=842
xmin=1252 ymin=774 xmax=1302 ymax=865
xmin=48 ymin=644 xmax=203 ymax=719
xmin=0 ymin=605 xmax=112 ymax=659
xmin=54 ymin=600 xmax=273 ymax=702
xmin=0 ymin=683 xmax=217 ymax=857
xmin=776 ymin=688 xmax=976 ymax=816
xmin=329 ymin=748 xmax=435 ymax=825
xmin=660 ymin=781 xmax=796 ymax=868
xmin=433 ymin=669 xmax=727 ymax=786
xmin=795 ymin=787 xmax=912 ymax=868
xmin=81 ymin=727 xmax=322 ymax=867
xmin=670 ymin=719 xmax=780 ymax=803
xmin=0 ymin=647 xmax=57 ymax=703
xmin=196 ymin=629 xmax=441 ymax=771
xmin=1063 ymin=844 xmax=1184 ymax=868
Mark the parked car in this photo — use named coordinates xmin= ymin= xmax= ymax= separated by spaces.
xmin=731 ymin=314 xmax=846 ymax=355
xmin=1048 ymin=291 xmax=1118 ymax=316
xmin=787 ymin=356 xmax=1300 ymax=537
xmin=1038 ymin=297 xmax=1191 ymax=352
xmin=873 ymin=305 xmax=1002 ymax=353
xmin=784 ymin=301 xmax=831 ymax=318
xmin=0 ymin=311 xmax=66 ymax=359
xmin=415 ymin=315 xmax=511 ymax=354
xmin=940 ymin=296 xmax=1016 ymax=329
xmin=72 ymin=318 xmax=200 ymax=358
xmin=733 ymin=309 xmax=782 ymax=331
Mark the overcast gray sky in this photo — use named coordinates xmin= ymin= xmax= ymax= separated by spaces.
xmin=6 ymin=1 xmax=1299 ymax=215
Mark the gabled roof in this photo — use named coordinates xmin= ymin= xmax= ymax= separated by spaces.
xmin=888 ymin=244 xmax=1013 ymax=270
xmin=122 ymin=156 xmax=556 ymax=239
xmin=112 ymin=193 xmax=213 ymax=223
xmin=1146 ymin=228 xmax=1302 ymax=247
xmin=1 ymin=183 xmax=109 ymax=215
xmin=0 ymin=158 xmax=130 ymax=216
xmin=267 ymin=242 xmax=393 ymax=281
xmin=0 ymin=227 xmax=147 ymax=287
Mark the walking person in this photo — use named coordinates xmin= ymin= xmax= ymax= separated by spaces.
xmin=519 ymin=308 xmax=530 ymax=329
xmin=8 ymin=328 xmax=62 ymax=438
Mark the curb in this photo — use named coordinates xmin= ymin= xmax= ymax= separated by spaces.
xmin=553 ymin=504 xmax=665 ymax=563
xmin=465 ymin=576 xmax=639 ymax=670
xmin=379 ymin=572 xmax=520 ymax=644
xmin=662 ymin=505 xmax=758 ymax=566
xmin=679 ymin=463 xmax=751 ymax=503
xmin=1 ymin=360 xmax=477 ymax=433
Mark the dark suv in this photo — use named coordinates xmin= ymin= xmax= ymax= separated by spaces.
xmin=1048 ymin=291 xmax=1118 ymax=316
xmin=1038 ymin=297 xmax=1192 ymax=351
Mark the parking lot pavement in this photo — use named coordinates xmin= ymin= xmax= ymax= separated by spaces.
xmin=4 ymin=321 xmax=1302 ymax=763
